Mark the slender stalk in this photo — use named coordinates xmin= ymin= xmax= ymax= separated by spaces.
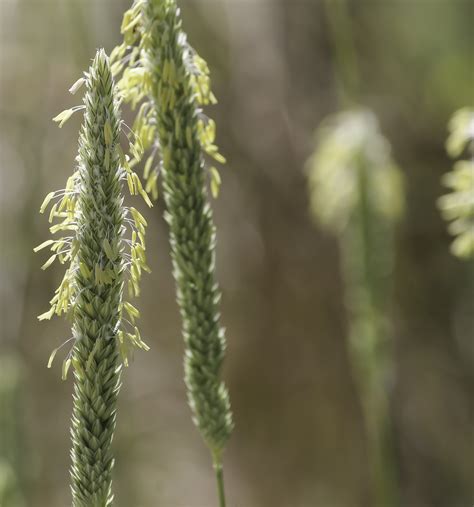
xmin=213 ymin=454 xmax=226 ymax=507
xmin=345 ymin=158 xmax=399 ymax=507
xmin=323 ymin=0 xmax=360 ymax=105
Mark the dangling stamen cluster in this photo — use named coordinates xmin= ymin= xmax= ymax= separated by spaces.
xmin=36 ymin=51 xmax=152 ymax=373
xmin=110 ymin=0 xmax=226 ymax=202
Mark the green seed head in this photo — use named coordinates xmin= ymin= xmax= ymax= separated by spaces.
xmin=306 ymin=108 xmax=404 ymax=233
xmin=37 ymin=48 xmax=152 ymax=505
xmin=113 ymin=0 xmax=233 ymax=455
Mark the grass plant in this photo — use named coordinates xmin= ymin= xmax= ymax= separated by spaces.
xmin=36 ymin=49 xmax=151 ymax=506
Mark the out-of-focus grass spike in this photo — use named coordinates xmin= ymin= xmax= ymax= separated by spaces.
xmin=307 ymin=108 xmax=404 ymax=507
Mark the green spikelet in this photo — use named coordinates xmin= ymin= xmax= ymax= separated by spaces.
xmin=142 ymin=0 xmax=232 ymax=452
xmin=113 ymin=1 xmax=232 ymax=503
xmin=438 ymin=108 xmax=474 ymax=259
xmin=68 ymin=49 xmax=124 ymax=507
xmin=36 ymin=49 xmax=151 ymax=506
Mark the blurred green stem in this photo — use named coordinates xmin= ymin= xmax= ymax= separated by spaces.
xmin=323 ymin=0 xmax=401 ymax=504
xmin=323 ymin=0 xmax=360 ymax=104
xmin=341 ymin=159 xmax=399 ymax=507
xmin=213 ymin=456 xmax=226 ymax=507
xmin=359 ymin=164 xmax=398 ymax=507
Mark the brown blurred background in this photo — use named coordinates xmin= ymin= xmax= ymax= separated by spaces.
xmin=0 ymin=0 xmax=473 ymax=506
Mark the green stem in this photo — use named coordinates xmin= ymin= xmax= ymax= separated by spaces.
xmin=346 ymin=160 xmax=399 ymax=507
xmin=322 ymin=1 xmax=401 ymax=502
xmin=323 ymin=0 xmax=360 ymax=105
xmin=213 ymin=456 xmax=227 ymax=507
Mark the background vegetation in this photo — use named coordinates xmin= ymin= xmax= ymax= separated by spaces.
xmin=0 ymin=0 xmax=473 ymax=506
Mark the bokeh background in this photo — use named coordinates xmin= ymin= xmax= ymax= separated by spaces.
xmin=0 ymin=0 xmax=473 ymax=506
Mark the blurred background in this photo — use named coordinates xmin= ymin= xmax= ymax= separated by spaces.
xmin=0 ymin=0 xmax=473 ymax=506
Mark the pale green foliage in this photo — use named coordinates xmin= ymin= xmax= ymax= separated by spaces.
xmin=307 ymin=108 xmax=404 ymax=232
xmin=113 ymin=0 xmax=233 ymax=469
xmin=438 ymin=108 xmax=474 ymax=259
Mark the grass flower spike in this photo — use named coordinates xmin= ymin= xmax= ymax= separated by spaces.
xmin=113 ymin=1 xmax=233 ymax=504
xmin=439 ymin=108 xmax=474 ymax=259
xmin=307 ymin=109 xmax=404 ymax=231
xmin=307 ymin=108 xmax=404 ymax=507
xmin=36 ymin=49 xmax=151 ymax=505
